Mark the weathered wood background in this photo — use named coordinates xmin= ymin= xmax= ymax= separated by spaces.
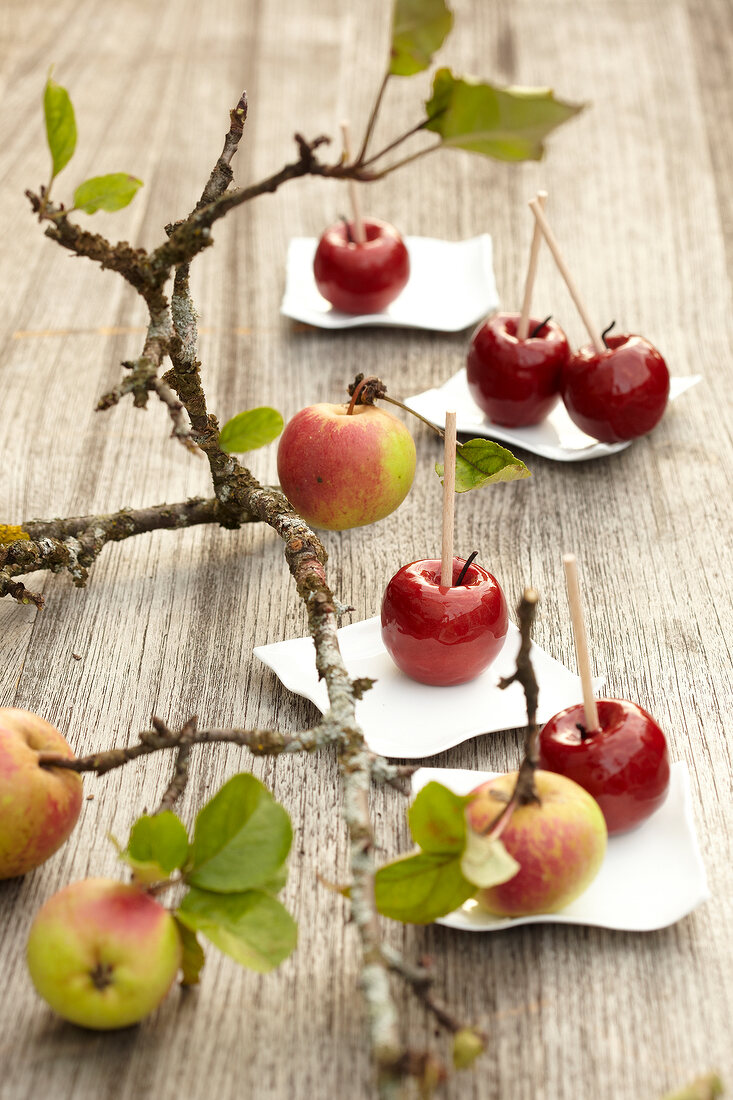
xmin=1 ymin=0 xmax=731 ymax=1097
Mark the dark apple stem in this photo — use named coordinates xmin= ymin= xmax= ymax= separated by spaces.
xmin=455 ymin=551 xmax=478 ymax=586
xmin=530 ymin=314 xmax=553 ymax=338
xmin=601 ymin=320 xmax=616 ymax=348
xmin=498 ymin=588 xmax=541 ymax=806
xmin=340 ymin=215 xmax=355 ymax=244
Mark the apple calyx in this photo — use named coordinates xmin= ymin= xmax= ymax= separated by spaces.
xmin=346 ymin=373 xmax=384 ymax=415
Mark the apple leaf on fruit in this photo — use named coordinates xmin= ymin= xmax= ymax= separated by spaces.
xmin=44 ymin=76 xmax=76 ymax=179
xmin=408 ymin=781 xmax=470 ymax=853
xmin=390 ymin=0 xmax=453 ymax=77
xmin=177 ymin=887 xmax=297 ymax=972
xmin=436 ymin=438 xmax=530 ymax=492
xmin=424 ymin=68 xmax=584 ymax=161
xmin=124 ymin=810 xmax=190 ymax=883
xmin=174 ymin=918 xmax=206 ymax=986
xmin=219 ymin=406 xmax=285 ymax=454
xmin=459 ymin=826 xmax=519 ymax=889
xmin=188 ymin=773 xmax=292 ymax=894
xmin=73 ymin=173 xmax=143 ymax=214
xmin=375 ymin=849 xmax=475 ymax=923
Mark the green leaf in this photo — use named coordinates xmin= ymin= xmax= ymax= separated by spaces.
xmin=177 ymin=887 xmax=297 ymax=972
xmin=174 ymin=917 xmax=206 ymax=986
xmin=219 ymin=407 xmax=284 ymax=454
xmin=73 ymin=173 xmax=143 ymax=214
xmin=44 ymin=77 xmax=77 ymax=179
xmin=408 ymin=782 xmax=469 ymax=853
xmin=459 ymin=828 xmax=520 ymax=889
xmin=436 ymin=438 xmax=531 ymax=493
xmin=123 ymin=811 xmax=189 ymax=884
xmin=375 ymin=850 xmax=475 ymax=924
xmin=390 ymin=0 xmax=453 ymax=77
xmin=188 ymin=773 xmax=292 ymax=893
xmin=424 ymin=68 xmax=584 ymax=162
xmin=452 ymin=1027 xmax=485 ymax=1070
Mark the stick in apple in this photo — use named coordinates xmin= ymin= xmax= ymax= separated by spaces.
xmin=441 ymin=410 xmax=457 ymax=587
xmin=517 ymin=190 xmax=548 ymax=341
xmin=528 ymin=199 xmax=604 ymax=355
xmin=340 ymin=121 xmax=366 ymax=245
xmin=562 ymin=553 xmax=600 ymax=733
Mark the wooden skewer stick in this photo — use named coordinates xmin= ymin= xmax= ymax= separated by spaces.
xmin=528 ymin=198 xmax=604 ymax=354
xmin=441 ymin=411 xmax=457 ymax=587
xmin=340 ymin=121 xmax=366 ymax=244
xmin=517 ymin=190 xmax=548 ymax=340
xmin=563 ymin=553 xmax=600 ymax=733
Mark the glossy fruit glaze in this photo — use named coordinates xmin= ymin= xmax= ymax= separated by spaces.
xmin=313 ymin=217 xmax=410 ymax=314
xmin=538 ymin=698 xmax=670 ymax=834
xmin=561 ymin=334 xmax=670 ymax=443
xmin=467 ymin=312 xmax=570 ymax=426
xmin=381 ymin=558 xmax=508 ymax=686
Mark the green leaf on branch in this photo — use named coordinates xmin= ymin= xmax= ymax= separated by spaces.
xmin=177 ymin=887 xmax=297 ymax=972
xmin=44 ymin=76 xmax=77 ymax=180
xmin=436 ymin=438 xmax=530 ymax=492
xmin=174 ymin=917 xmax=206 ymax=986
xmin=408 ymin=781 xmax=469 ymax=853
xmin=73 ymin=173 xmax=143 ymax=214
xmin=123 ymin=810 xmax=189 ymax=883
xmin=188 ymin=773 xmax=292 ymax=894
xmin=424 ymin=68 xmax=584 ymax=161
xmin=459 ymin=826 xmax=519 ymax=889
xmin=219 ymin=407 xmax=284 ymax=454
xmin=390 ymin=0 xmax=453 ymax=77
xmin=375 ymin=850 xmax=475 ymax=924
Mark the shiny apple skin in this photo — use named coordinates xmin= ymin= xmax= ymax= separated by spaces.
xmin=467 ymin=312 xmax=570 ymax=427
xmin=561 ymin=334 xmax=670 ymax=443
xmin=538 ymin=699 xmax=670 ymax=834
xmin=313 ymin=218 xmax=410 ymax=314
xmin=381 ymin=558 xmax=508 ymax=687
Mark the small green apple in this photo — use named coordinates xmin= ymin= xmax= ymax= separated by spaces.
xmin=0 ymin=707 xmax=82 ymax=879
xmin=27 ymin=878 xmax=182 ymax=1029
xmin=276 ymin=402 xmax=416 ymax=530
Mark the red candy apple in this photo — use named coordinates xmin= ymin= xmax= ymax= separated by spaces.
xmin=313 ymin=217 xmax=410 ymax=314
xmin=466 ymin=312 xmax=570 ymax=427
xmin=381 ymin=557 xmax=508 ymax=686
xmin=561 ymin=334 xmax=670 ymax=443
xmin=538 ymin=698 xmax=670 ymax=834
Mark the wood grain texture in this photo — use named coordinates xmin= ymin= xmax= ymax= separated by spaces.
xmin=1 ymin=0 xmax=732 ymax=1097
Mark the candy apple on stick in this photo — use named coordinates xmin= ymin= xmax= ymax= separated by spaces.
xmin=538 ymin=554 xmax=670 ymax=834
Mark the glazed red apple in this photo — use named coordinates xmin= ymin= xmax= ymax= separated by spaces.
xmin=381 ymin=558 xmax=508 ymax=687
xmin=538 ymin=698 xmax=670 ymax=834
xmin=466 ymin=312 xmax=570 ymax=427
xmin=313 ymin=217 xmax=410 ymax=314
xmin=561 ymin=334 xmax=670 ymax=443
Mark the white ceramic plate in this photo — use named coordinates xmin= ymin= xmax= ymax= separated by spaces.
xmin=411 ymin=763 xmax=709 ymax=932
xmin=254 ymin=616 xmax=603 ymax=760
xmin=280 ymin=235 xmax=498 ymax=332
xmin=405 ymin=369 xmax=702 ymax=462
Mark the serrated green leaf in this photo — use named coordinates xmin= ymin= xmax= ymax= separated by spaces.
xmin=174 ymin=917 xmax=206 ymax=986
xmin=123 ymin=811 xmax=189 ymax=883
xmin=44 ymin=77 xmax=76 ymax=179
xmin=188 ymin=773 xmax=292 ymax=893
xmin=436 ymin=438 xmax=530 ymax=493
xmin=460 ymin=826 xmax=520 ymax=889
xmin=408 ymin=782 xmax=469 ymax=853
xmin=375 ymin=850 xmax=475 ymax=924
xmin=177 ymin=887 xmax=297 ymax=972
xmin=390 ymin=0 xmax=453 ymax=77
xmin=73 ymin=173 xmax=142 ymax=214
xmin=219 ymin=407 xmax=284 ymax=454
xmin=424 ymin=68 xmax=584 ymax=161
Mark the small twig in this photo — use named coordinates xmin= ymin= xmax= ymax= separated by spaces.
xmin=498 ymin=588 xmax=541 ymax=805
xmin=382 ymin=946 xmax=485 ymax=1038
xmin=155 ymin=717 xmax=197 ymax=812
xmin=356 ymin=70 xmax=391 ymax=164
xmin=360 ymin=117 xmax=435 ymax=169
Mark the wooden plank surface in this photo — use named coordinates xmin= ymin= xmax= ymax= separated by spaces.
xmin=1 ymin=0 xmax=732 ymax=1097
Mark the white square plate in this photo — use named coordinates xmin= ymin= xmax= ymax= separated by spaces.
xmin=280 ymin=235 xmax=499 ymax=332
xmin=412 ymin=763 xmax=709 ymax=932
xmin=254 ymin=615 xmax=603 ymax=760
xmin=405 ymin=369 xmax=702 ymax=462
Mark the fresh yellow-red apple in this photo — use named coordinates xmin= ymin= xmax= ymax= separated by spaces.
xmin=466 ymin=770 xmax=607 ymax=916
xmin=27 ymin=878 xmax=182 ymax=1029
xmin=276 ymin=403 xmax=416 ymax=530
xmin=0 ymin=707 xmax=82 ymax=879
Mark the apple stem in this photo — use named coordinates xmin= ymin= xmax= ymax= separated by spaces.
xmin=601 ymin=319 xmax=616 ymax=348
xmin=380 ymin=394 xmax=445 ymax=439
xmin=440 ymin=411 xmax=457 ymax=587
xmin=346 ymin=374 xmax=377 ymax=415
xmin=340 ymin=215 xmax=354 ymax=244
xmin=563 ymin=553 xmax=601 ymax=734
xmin=455 ymin=551 xmax=478 ymax=586
xmin=340 ymin=121 xmax=366 ymax=244
xmin=530 ymin=314 xmax=553 ymax=339
xmin=528 ymin=198 xmax=605 ymax=355
xmin=517 ymin=190 xmax=548 ymax=340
